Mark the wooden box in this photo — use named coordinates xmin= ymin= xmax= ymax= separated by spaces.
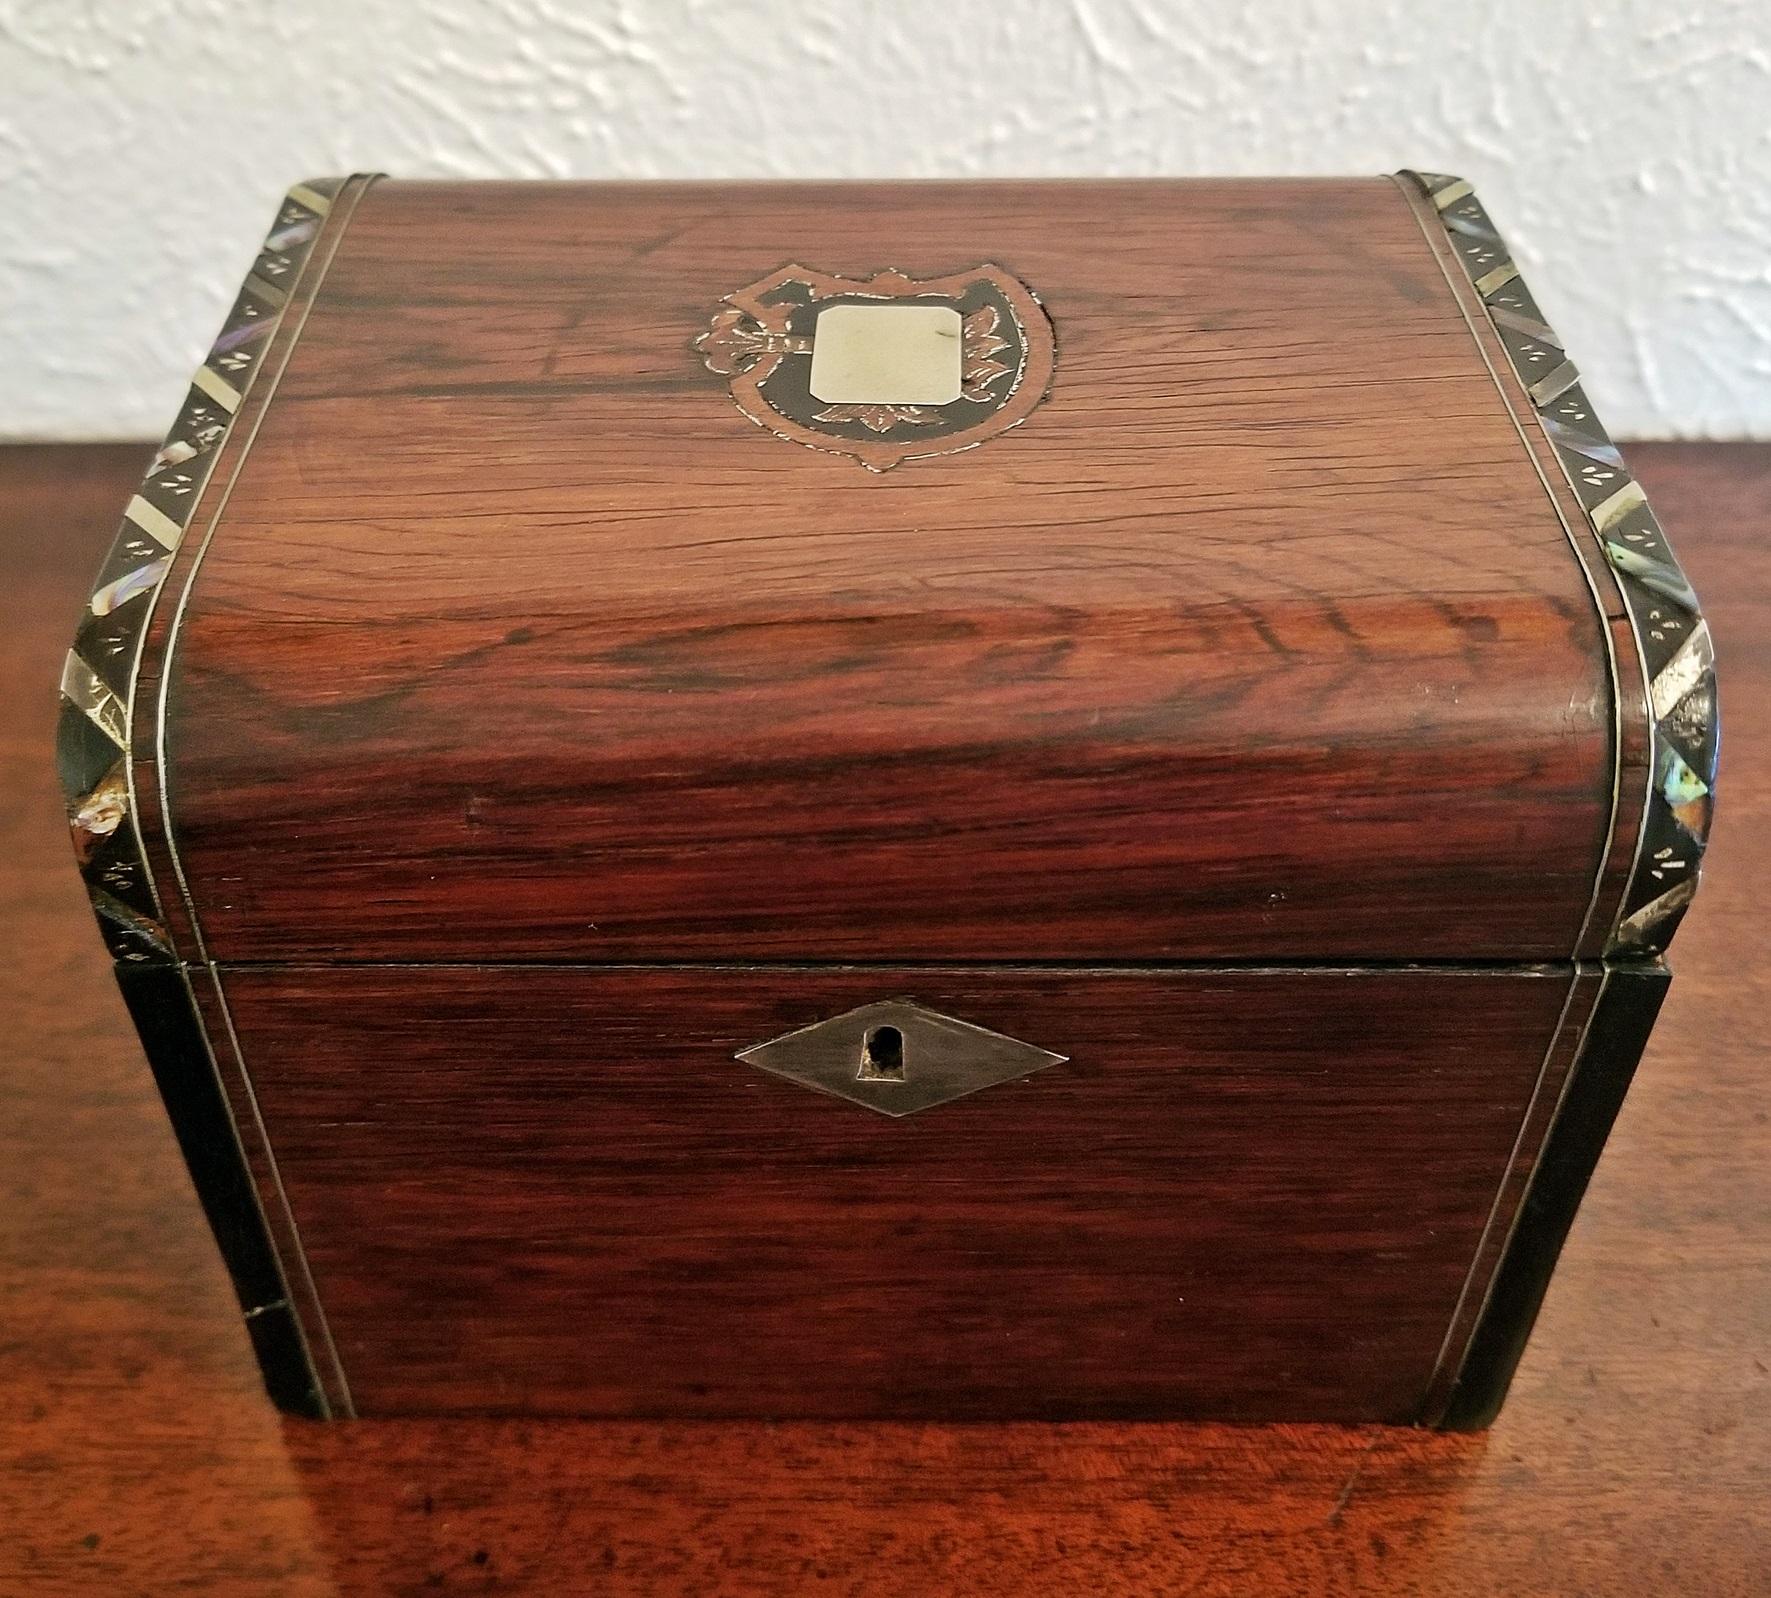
xmin=57 ymin=174 xmax=1716 ymax=1427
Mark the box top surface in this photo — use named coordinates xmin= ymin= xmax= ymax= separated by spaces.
xmin=99 ymin=176 xmax=1706 ymax=965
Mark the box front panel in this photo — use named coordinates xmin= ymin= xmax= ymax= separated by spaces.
xmin=220 ymin=964 xmax=1586 ymax=1422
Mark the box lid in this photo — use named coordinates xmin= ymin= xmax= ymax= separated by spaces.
xmin=63 ymin=175 xmax=1714 ymax=965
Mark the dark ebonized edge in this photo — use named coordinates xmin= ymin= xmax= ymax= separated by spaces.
xmin=1433 ymin=960 xmax=1669 ymax=1429
xmin=115 ymin=963 xmax=327 ymax=1416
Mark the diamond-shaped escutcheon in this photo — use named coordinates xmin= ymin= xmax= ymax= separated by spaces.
xmin=735 ymin=999 xmax=1067 ymax=1118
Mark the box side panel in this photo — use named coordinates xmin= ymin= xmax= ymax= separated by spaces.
xmin=154 ymin=177 xmax=1619 ymax=964
xmin=221 ymin=963 xmax=1583 ymax=1422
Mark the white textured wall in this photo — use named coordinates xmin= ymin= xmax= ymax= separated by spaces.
xmin=3 ymin=0 xmax=1768 ymax=439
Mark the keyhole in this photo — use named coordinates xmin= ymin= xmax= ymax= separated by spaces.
xmin=857 ymin=1024 xmax=907 ymax=1082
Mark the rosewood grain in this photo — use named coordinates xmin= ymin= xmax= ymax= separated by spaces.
xmin=219 ymin=962 xmax=1584 ymax=1421
xmin=135 ymin=179 xmax=1619 ymax=963
xmin=8 ymin=443 xmax=1765 ymax=1597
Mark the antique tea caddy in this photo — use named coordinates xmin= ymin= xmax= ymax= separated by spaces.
xmin=57 ymin=174 xmax=1716 ymax=1426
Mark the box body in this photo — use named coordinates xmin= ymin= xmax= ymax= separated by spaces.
xmin=59 ymin=174 xmax=1714 ymax=1425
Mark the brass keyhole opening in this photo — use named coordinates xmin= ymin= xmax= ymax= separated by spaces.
xmin=857 ymin=1025 xmax=907 ymax=1083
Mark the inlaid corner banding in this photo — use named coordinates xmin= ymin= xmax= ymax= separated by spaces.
xmin=54 ymin=176 xmax=365 ymax=1421
xmin=1404 ymin=171 xmax=1717 ymax=956
xmin=55 ymin=178 xmax=346 ymax=965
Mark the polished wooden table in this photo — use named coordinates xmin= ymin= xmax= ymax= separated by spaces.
xmin=3 ymin=443 xmax=1765 ymax=1595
